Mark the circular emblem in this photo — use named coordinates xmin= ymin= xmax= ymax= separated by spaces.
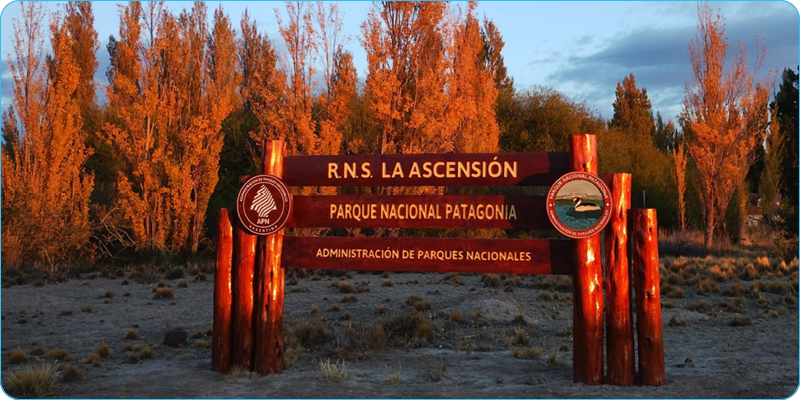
xmin=546 ymin=172 xmax=612 ymax=239
xmin=236 ymin=175 xmax=293 ymax=235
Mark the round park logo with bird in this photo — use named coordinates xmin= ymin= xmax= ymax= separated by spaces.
xmin=546 ymin=172 xmax=611 ymax=239
xmin=236 ymin=175 xmax=293 ymax=235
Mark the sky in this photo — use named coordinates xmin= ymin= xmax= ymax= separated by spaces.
xmin=0 ymin=1 xmax=797 ymax=122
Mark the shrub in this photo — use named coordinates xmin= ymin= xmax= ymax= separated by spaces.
xmin=664 ymin=285 xmax=684 ymax=298
xmin=695 ymin=278 xmax=719 ymax=295
xmin=481 ymin=274 xmax=502 ymax=288
xmin=406 ymin=294 xmax=431 ymax=311
xmin=289 ymin=321 xmax=331 ymax=348
xmin=46 ymin=348 xmax=71 ymax=361
xmin=508 ymin=327 xmax=530 ymax=346
xmin=668 ymin=316 xmax=688 ymax=327
xmin=95 ymin=342 xmax=111 ymax=358
xmin=153 ymin=287 xmax=174 ymax=299
xmin=3 ymin=363 xmax=59 ymax=398
xmin=689 ymin=300 xmax=711 ymax=313
xmin=336 ymin=281 xmax=354 ymax=293
xmin=729 ymin=314 xmax=753 ymax=326
xmin=317 ymin=359 xmax=348 ymax=381
xmin=383 ymin=312 xmax=435 ymax=343
xmin=341 ymin=294 xmax=357 ymax=303
xmin=58 ymin=364 xmax=84 ymax=382
xmin=9 ymin=346 xmax=27 ymax=364
xmin=165 ymin=267 xmax=184 ymax=280
xmin=449 ymin=309 xmax=463 ymax=323
xmin=511 ymin=346 xmax=543 ymax=359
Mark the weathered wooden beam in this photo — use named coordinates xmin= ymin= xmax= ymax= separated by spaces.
xmin=604 ymin=173 xmax=634 ymax=386
xmin=570 ymin=134 xmax=604 ymax=385
xmin=633 ymin=208 xmax=666 ymax=386
xmin=253 ymin=140 xmax=287 ymax=374
xmin=212 ymin=208 xmax=233 ymax=373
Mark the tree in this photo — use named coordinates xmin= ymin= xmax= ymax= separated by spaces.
xmin=313 ymin=1 xmax=353 ymax=156
xmin=652 ymin=111 xmax=679 ymax=152
xmin=673 ymin=143 xmax=689 ymax=231
xmin=759 ymin=108 xmax=782 ymax=211
xmin=275 ymin=1 xmax=317 ymax=156
xmin=1 ymin=2 xmax=94 ymax=266
xmin=362 ymin=1 xmax=455 ymax=154
xmin=774 ymin=67 xmax=798 ymax=227
xmin=449 ymin=2 xmax=500 ymax=153
xmin=105 ymin=2 xmax=239 ymax=254
xmin=680 ymin=3 xmax=773 ymax=248
xmin=240 ymin=9 xmax=287 ymax=151
xmin=611 ymin=73 xmax=654 ymax=139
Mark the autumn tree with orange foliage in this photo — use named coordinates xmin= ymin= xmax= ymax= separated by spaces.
xmin=275 ymin=1 xmax=317 ymax=156
xmin=449 ymin=2 xmax=499 ymax=153
xmin=673 ymin=143 xmax=688 ymax=232
xmin=105 ymin=2 xmax=239 ymax=254
xmin=1 ymin=2 xmax=94 ymax=266
xmin=362 ymin=1 xmax=456 ymax=155
xmin=680 ymin=3 xmax=773 ymax=247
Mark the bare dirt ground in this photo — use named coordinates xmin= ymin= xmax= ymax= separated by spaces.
xmin=1 ymin=259 xmax=798 ymax=399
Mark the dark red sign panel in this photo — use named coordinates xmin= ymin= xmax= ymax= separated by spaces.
xmin=282 ymin=152 xmax=570 ymax=187
xmin=288 ymin=195 xmax=550 ymax=230
xmin=282 ymin=236 xmax=573 ymax=275
xmin=546 ymin=172 xmax=612 ymax=239
xmin=236 ymin=175 xmax=293 ymax=236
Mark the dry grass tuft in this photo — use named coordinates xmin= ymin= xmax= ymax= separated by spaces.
xmin=383 ymin=312 xmax=435 ymax=343
xmin=96 ymin=342 xmax=111 ymax=358
xmin=288 ymin=320 xmax=331 ymax=348
xmin=9 ymin=346 xmax=28 ymax=364
xmin=101 ymin=290 xmax=114 ymax=299
xmin=124 ymin=329 xmax=139 ymax=340
xmin=449 ymin=309 xmax=463 ymax=323
xmin=546 ymin=351 xmax=568 ymax=366
xmin=80 ymin=304 xmax=93 ymax=313
xmin=664 ymin=284 xmax=685 ymax=298
xmin=385 ymin=365 xmax=403 ymax=384
xmin=153 ymin=287 xmax=174 ymax=299
xmin=481 ymin=274 xmax=502 ymax=287
xmin=739 ymin=263 xmax=759 ymax=280
xmin=29 ymin=346 xmax=44 ymax=356
xmin=336 ymin=281 xmax=354 ymax=293
xmin=3 ymin=362 xmax=59 ymax=398
xmin=722 ymin=283 xmax=747 ymax=297
xmin=225 ymin=366 xmax=259 ymax=382
xmin=511 ymin=346 xmax=543 ymax=359
xmin=317 ymin=359 xmax=349 ymax=381
xmin=377 ymin=304 xmax=387 ymax=315
xmin=176 ymin=279 xmax=188 ymax=288
xmin=406 ymin=294 xmax=431 ymax=311
xmin=668 ymin=316 xmax=688 ymax=327
xmin=507 ymin=327 xmax=530 ymax=346
xmin=689 ymin=300 xmax=711 ymax=313
xmin=720 ymin=297 xmax=745 ymax=312
xmin=729 ymin=314 xmax=753 ymax=326
xmin=341 ymin=294 xmax=358 ymax=303
xmin=46 ymin=348 xmax=71 ymax=361
xmin=382 ymin=279 xmax=394 ymax=287
xmin=695 ymin=278 xmax=719 ymax=295
xmin=58 ymin=364 xmax=84 ymax=382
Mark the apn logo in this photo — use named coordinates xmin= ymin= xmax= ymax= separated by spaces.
xmin=250 ymin=185 xmax=277 ymax=224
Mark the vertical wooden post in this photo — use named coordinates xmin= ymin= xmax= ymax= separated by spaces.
xmin=604 ymin=173 xmax=634 ymax=386
xmin=232 ymin=202 xmax=256 ymax=370
xmin=570 ymin=134 xmax=604 ymax=385
xmin=212 ymin=208 xmax=234 ymax=372
xmin=632 ymin=209 xmax=665 ymax=386
xmin=254 ymin=140 xmax=287 ymax=374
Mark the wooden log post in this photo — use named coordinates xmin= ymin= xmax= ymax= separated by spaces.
xmin=604 ymin=173 xmax=634 ymax=386
xmin=232 ymin=204 xmax=257 ymax=370
xmin=212 ymin=208 xmax=234 ymax=372
xmin=632 ymin=209 xmax=665 ymax=386
xmin=254 ymin=140 xmax=287 ymax=374
xmin=570 ymin=134 xmax=604 ymax=385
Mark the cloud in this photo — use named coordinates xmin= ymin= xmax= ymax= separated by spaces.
xmin=543 ymin=7 xmax=798 ymax=120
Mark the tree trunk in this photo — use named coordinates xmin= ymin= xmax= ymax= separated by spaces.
xmin=704 ymin=211 xmax=715 ymax=248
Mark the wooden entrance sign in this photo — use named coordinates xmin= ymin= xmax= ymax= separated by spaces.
xmin=213 ymin=135 xmax=664 ymax=386
xmin=633 ymin=209 xmax=666 ymax=386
